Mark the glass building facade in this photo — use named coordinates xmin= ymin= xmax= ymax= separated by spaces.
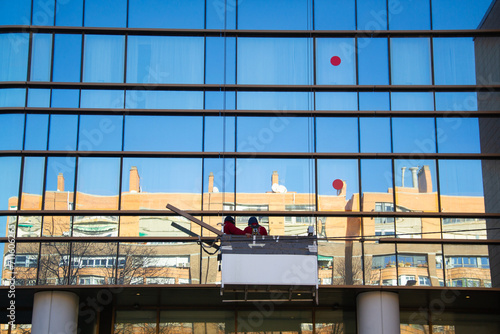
xmin=0 ymin=0 xmax=499 ymax=333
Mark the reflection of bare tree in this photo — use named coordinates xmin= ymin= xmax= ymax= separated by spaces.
xmin=317 ymin=323 xmax=344 ymax=334
xmin=333 ymin=257 xmax=363 ymax=286
xmin=114 ymin=323 xmax=156 ymax=334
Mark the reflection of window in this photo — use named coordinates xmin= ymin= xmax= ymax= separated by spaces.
xmin=143 ymin=256 xmax=189 ymax=268
xmin=14 ymin=255 xmax=38 ymax=268
xmin=146 ymin=277 xmax=175 ymax=285
xmin=318 ymin=255 xmax=333 ymax=269
xmin=372 ymin=255 xmax=396 ymax=269
xmin=79 ymin=276 xmax=105 ymax=285
xmin=419 ymin=276 xmax=431 ymax=286
xmin=223 ymin=203 xmax=269 ymax=224
xmin=372 ymin=254 xmax=427 ymax=269
xmin=452 ymin=278 xmax=480 ymax=287
xmin=322 ymin=278 xmax=332 ymax=285
xmin=382 ymin=279 xmax=396 ymax=286
xmin=398 ymin=275 xmax=416 ymax=286
xmin=285 ymin=205 xmax=315 ymax=224
xmin=446 ymin=256 xmax=489 ymax=269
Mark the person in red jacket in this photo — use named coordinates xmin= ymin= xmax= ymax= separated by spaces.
xmin=243 ymin=216 xmax=268 ymax=236
xmin=222 ymin=216 xmax=246 ymax=235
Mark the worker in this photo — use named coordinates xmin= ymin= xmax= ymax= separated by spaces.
xmin=243 ymin=216 xmax=268 ymax=236
xmin=222 ymin=216 xmax=247 ymax=235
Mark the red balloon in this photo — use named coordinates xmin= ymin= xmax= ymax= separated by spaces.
xmin=330 ymin=56 xmax=341 ymax=66
xmin=332 ymin=179 xmax=343 ymax=190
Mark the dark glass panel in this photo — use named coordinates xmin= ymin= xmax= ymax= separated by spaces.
xmin=129 ymin=0 xmax=204 ymax=29
xmin=388 ymin=0 xmax=430 ymax=30
xmin=78 ymin=115 xmax=123 ymax=151
xmin=437 ymin=118 xmax=480 ymax=153
xmin=317 ymin=159 xmax=359 ymax=211
xmin=358 ymin=38 xmax=389 ymax=85
xmin=316 ymin=117 xmax=358 ymax=153
xmin=25 ymin=114 xmax=49 ymax=150
xmin=357 ymin=0 xmax=387 ymax=30
xmin=392 ymin=118 xmax=436 ymax=153
xmin=48 ymin=115 xmax=78 ymax=150
xmin=51 ymin=89 xmax=79 ymax=108
xmin=55 ymin=0 xmax=83 ymax=26
xmin=205 ymin=91 xmax=236 ymax=110
xmin=359 ymin=92 xmax=390 ymax=111
xmin=52 ymin=34 xmax=82 ymax=82
xmin=84 ymin=0 xmax=126 ymax=27
xmin=315 ymin=0 xmax=355 ymax=30
xmin=205 ymin=37 xmax=236 ymax=85
xmin=115 ymin=310 xmax=157 ymax=331
xmin=204 ymin=116 xmax=235 ymax=152
xmin=206 ymin=0 xmax=236 ymax=29
xmin=0 ymin=0 xmax=31 ymax=25
xmin=432 ymin=0 xmax=493 ymax=30
xmin=0 ymin=114 xmax=24 ymax=150
xmin=360 ymin=117 xmax=391 ymax=153
xmin=32 ymin=0 xmax=54 ymax=26
xmin=239 ymin=0 xmax=311 ymax=30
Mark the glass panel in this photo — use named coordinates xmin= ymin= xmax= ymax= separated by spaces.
xmin=12 ymin=242 xmax=39 ymax=286
xmin=125 ymin=91 xmax=203 ymax=109
xmin=317 ymin=159 xmax=359 ymax=211
xmin=236 ymin=159 xmax=315 ymax=211
xmin=203 ymin=158 xmax=235 ymax=211
xmin=365 ymin=243 xmax=396 ymax=285
xmin=159 ymin=310 xmax=233 ymax=334
xmin=432 ymin=0 xmax=493 ymax=30
xmin=21 ymin=157 xmax=45 ymax=211
xmin=361 ymin=159 xmax=393 ymax=212
xmin=388 ymin=0 xmax=430 ymax=30
xmin=32 ymin=0 xmax=54 ymax=25
xmin=439 ymin=160 xmax=485 ymax=213
xmin=27 ymin=88 xmax=50 ymax=107
xmin=0 ymin=0 xmax=31 ymax=25
xmin=76 ymin=158 xmax=120 ymax=210
xmin=52 ymin=34 xmax=82 ymax=82
xmin=115 ymin=310 xmax=157 ymax=332
xmin=84 ymin=0 xmax=126 ymax=27
xmin=442 ymin=217 xmax=487 ymax=240
xmin=0 ymin=88 xmax=26 ymax=107
xmin=204 ymin=117 xmax=236 ymax=152
xmin=80 ymin=90 xmax=124 ymax=109
xmin=390 ymin=38 xmax=431 ymax=85
xmin=358 ymin=38 xmax=389 ymax=85
xmin=400 ymin=310 xmax=429 ymax=332
xmin=239 ymin=0 xmax=311 ymax=30
xmin=51 ymin=89 xmax=79 ymax=108
xmin=206 ymin=0 xmax=236 ymax=30
xmin=237 ymin=92 xmax=312 ymax=110
xmin=124 ymin=116 xmax=203 ymax=152
xmin=25 ymin=114 xmax=49 ymax=150
xmin=48 ymin=115 xmax=78 ymax=150
xmin=126 ymin=36 xmax=204 ymax=84
xmin=30 ymin=33 xmax=52 ymax=81
xmin=205 ymin=37 xmax=236 ymax=85
xmin=391 ymin=92 xmax=434 ymax=111
xmin=397 ymin=244 xmax=443 ymax=286
xmin=316 ymin=309 xmax=356 ymax=334
xmin=38 ymin=242 xmax=70 ymax=285
xmin=55 ymin=0 xmax=83 ymax=26
xmin=0 ymin=114 xmax=24 ymax=150
xmin=316 ymin=38 xmax=356 ymax=85
xmin=78 ymin=115 xmax=123 ymax=151
xmin=122 ymin=158 xmax=202 ymax=211
xmin=392 ymin=118 xmax=436 ymax=153
xmin=0 ymin=33 xmax=29 ymax=81
xmin=315 ymin=0 xmax=355 ymax=30
xmin=360 ymin=118 xmax=391 ymax=153
xmin=435 ymin=92 xmax=477 ymax=111
xmin=70 ymin=242 xmax=118 ymax=285
xmin=434 ymin=38 xmax=476 ymax=85
xmin=237 ymin=310 xmax=311 ymax=333
xmin=205 ymin=91 xmax=236 ymax=110
xmin=129 ymin=0 xmax=204 ymax=29
xmin=238 ymin=38 xmax=312 ymax=85
xmin=316 ymin=117 xmax=358 ymax=153
xmin=122 ymin=216 xmax=198 ymax=238
xmin=437 ymin=118 xmax=480 ymax=153
xmin=315 ymin=92 xmax=358 ymax=111
xmin=83 ymin=35 xmax=124 ymax=83
xmin=319 ymin=240 xmax=362 ymax=285
xmin=444 ymin=244 xmax=491 ymax=288
xmin=73 ymin=215 xmax=118 ymax=237
xmin=357 ymin=0 xmax=387 ymax=30
xmin=359 ymin=92 xmax=390 ymax=111
xmin=237 ymin=116 xmax=313 ymax=153
xmin=0 ymin=157 xmax=22 ymax=212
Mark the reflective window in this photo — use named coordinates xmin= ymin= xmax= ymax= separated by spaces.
xmin=81 ymin=90 xmax=124 ymax=109
xmin=315 ymin=0 xmax=355 ymax=30
xmin=0 ymin=0 xmax=31 ymax=25
xmin=360 ymin=118 xmax=391 ymax=153
xmin=443 ymin=245 xmax=491 ymax=288
xmin=127 ymin=36 xmax=204 ymax=84
xmin=21 ymin=157 xmax=45 ymax=210
xmin=83 ymin=35 xmax=124 ymax=83
xmin=437 ymin=118 xmax=480 ymax=153
xmin=52 ymin=34 xmax=82 ymax=82
xmin=44 ymin=156 xmax=75 ymax=212
xmin=392 ymin=118 xmax=436 ymax=153
xmin=396 ymin=245 xmax=443 ymax=286
xmin=0 ymin=33 xmax=29 ymax=81
xmin=432 ymin=0 xmax=493 ymax=30
xmin=84 ymin=0 xmax=126 ymax=27
xmin=203 ymin=158 xmax=235 ymax=211
xmin=390 ymin=38 xmax=431 ymax=85
xmin=122 ymin=158 xmax=202 ymax=211
xmin=78 ymin=115 xmax=123 ymax=151
xmin=204 ymin=116 xmax=235 ymax=152
xmin=317 ymin=159 xmax=359 ymax=211
xmin=433 ymin=38 xmax=476 ymax=85
xmin=76 ymin=158 xmax=120 ymax=210
xmin=364 ymin=244 xmax=396 ymax=285
xmin=55 ymin=0 xmax=83 ymax=26
xmin=12 ymin=242 xmax=39 ymax=285
xmin=0 ymin=114 xmax=24 ymax=149
xmin=25 ymin=114 xmax=49 ymax=150
xmin=358 ymin=38 xmax=389 ymax=85
xmin=443 ymin=217 xmax=487 ymax=240
xmin=388 ymin=0 xmax=430 ymax=30
xmin=30 ymin=34 xmax=52 ymax=81
xmin=205 ymin=91 xmax=236 ymax=110
xmin=316 ymin=117 xmax=358 ymax=153
xmin=357 ymin=0 xmax=387 ymax=30
xmin=0 ymin=88 xmax=26 ymax=107
xmin=359 ymin=92 xmax=390 ymax=111
xmin=316 ymin=38 xmax=356 ymax=85
xmin=239 ymin=0 xmax=311 ymax=30
xmin=27 ymin=88 xmax=50 ymax=107
xmin=361 ymin=159 xmax=393 ymax=212
xmin=51 ymin=89 xmax=79 ymax=108
xmin=124 ymin=116 xmax=202 ymax=152
xmin=38 ymin=242 xmax=70 ymax=283
xmin=0 ymin=157 xmax=21 ymax=211
xmin=129 ymin=0 xmax=204 ymax=29
xmin=391 ymin=92 xmax=434 ymax=111
xmin=205 ymin=37 xmax=236 ymax=85
xmin=238 ymin=38 xmax=312 ymax=85
xmin=125 ymin=91 xmax=203 ymax=110
xmin=70 ymin=243 xmax=118 ymax=285
xmin=48 ymin=115 xmax=78 ymax=150
xmin=315 ymin=92 xmax=358 ymax=111
xmin=237 ymin=116 xmax=313 ymax=153
xmin=435 ymin=92 xmax=477 ymax=111
xmin=206 ymin=0 xmax=236 ymax=29
xmin=237 ymin=92 xmax=312 ymax=110
xmin=32 ymin=0 xmax=54 ymax=25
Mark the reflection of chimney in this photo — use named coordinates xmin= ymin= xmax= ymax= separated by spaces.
xmin=401 ymin=167 xmax=406 ymax=187
xmin=418 ymin=165 xmax=433 ymax=193
xmin=57 ymin=173 xmax=64 ymax=191
xmin=409 ymin=167 xmax=419 ymax=188
xmin=271 ymin=171 xmax=279 ymax=186
xmin=208 ymin=172 xmax=214 ymax=192
xmin=129 ymin=166 xmax=140 ymax=193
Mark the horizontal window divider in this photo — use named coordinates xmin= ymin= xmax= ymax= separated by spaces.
xmin=1 ymin=150 xmax=499 ymax=160
xmin=2 ymin=108 xmax=500 ymax=118
xmin=1 ymin=210 xmax=499 ymax=219
xmin=0 ymin=26 xmax=499 ymax=38
xmin=2 ymin=82 xmax=500 ymax=92
xmin=378 ymin=238 xmax=500 ymax=245
xmin=0 ymin=236 xmax=217 ymax=243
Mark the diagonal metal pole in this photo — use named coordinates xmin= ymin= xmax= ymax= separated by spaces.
xmin=166 ymin=204 xmax=224 ymax=237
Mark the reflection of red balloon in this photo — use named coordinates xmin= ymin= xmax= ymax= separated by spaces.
xmin=332 ymin=179 xmax=343 ymax=190
xmin=330 ymin=56 xmax=341 ymax=66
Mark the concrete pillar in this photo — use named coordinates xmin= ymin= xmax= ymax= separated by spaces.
xmin=32 ymin=291 xmax=79 ymax=334
xmin=356 ymin=291 xmax=399 ymax=334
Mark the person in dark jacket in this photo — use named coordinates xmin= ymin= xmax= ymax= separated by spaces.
xmin=222 ymin=216 xmax=247 ymax=235
xmin=243 ymin=216 xmax=268 ymax=236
